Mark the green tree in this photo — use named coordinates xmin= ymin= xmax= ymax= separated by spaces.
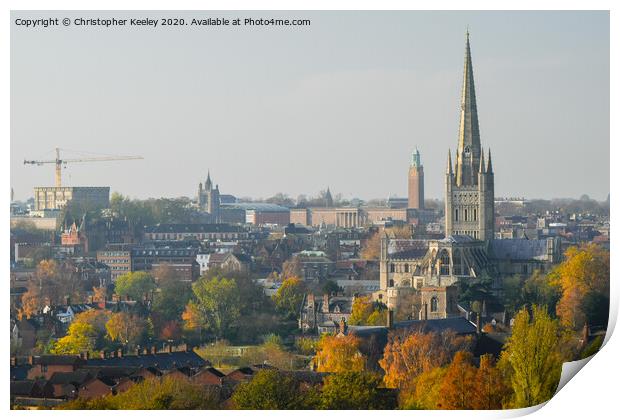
xmin=187 ymin=276 xmax=240 ymax=339
xmin=232 ymin=369 xmax=310 ymax=409
xmin=105 ymin=312 xmax=150 ymax=348
xmin=273 ymin=277 xmax=306 ymax=319
xmin=114 ymin=271 xmax=156 ymax=301
xmin=522 ymin=270 xmax=561 ymax=316
xmin=320 ymin=372 xmax=394 ymax=409
xmin=500 ymin=305 xmax=562 ymax=408
xmin=502 ymin=274 xmax=525 ymax=316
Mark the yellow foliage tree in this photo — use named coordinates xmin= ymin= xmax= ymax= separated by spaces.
xmin=314 ymin=334 xmax=366 ymax=373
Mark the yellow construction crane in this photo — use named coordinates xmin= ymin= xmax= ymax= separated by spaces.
xmin=24 ymin=147 xmax=144 ymax=187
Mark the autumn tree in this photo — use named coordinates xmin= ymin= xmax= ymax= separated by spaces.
xmin=273 ymin=277 xmax=306 ymax=319
xmin=281 ymin=255 xmax=302 ymax=279
xmin=183 ymin=276 xmax=240 ymax=339
xmin=314 ymin=333 xmax=366 ymax=373
xmin=471 ymin=354 xmax=511 ymax=409
xmin=114 ymin=271 xmax=156 ymax=301
xmin=239 ymin=334 xmax=296 ymax=370
xmin=380 ymin=330 xmax=473 ymax=389
xmin=360 ymin=226 xmax=412 ymax=260
xmin=320 ymin=372 xmax=394 ymax=409
xmin=349 ymin=295 xmax=387 ymax=326
xmin=52 ymin=310 xmax=112 ymax=354
xmin=437 ymin=351 xmax=477 ymax=409
xmin=500 ymin=305 xmax=562 ymax=408
xmin=399 ymin=366 xmax=447 ymax=409
xmin=105 ymin=313 xmax=150 ymax=347
xmin=549 ymin=244 xmax=610 ymax=330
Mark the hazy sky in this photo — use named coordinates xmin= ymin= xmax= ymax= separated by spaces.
xmin=11 ymin=11 xmax=609 ymax=201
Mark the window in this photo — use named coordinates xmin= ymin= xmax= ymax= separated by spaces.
xmin=464 ymin=209 xmax=468 ymax=221
xmin=473 ymin=208 xmax=477 ymax=221
xmin=390 ymin=263 xmax=395 ymax=273
xmin=404 ymin=263 xmax=410 ymax=273
xmin=439 ymin=250 xmax=450 ymax=276
xmin=455 ymin=209 xmax=459 ymax=222
xmin=431 ymin=297 xmax=438 ymax=312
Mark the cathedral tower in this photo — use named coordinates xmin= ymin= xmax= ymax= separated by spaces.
xmin=408 ymin=148 xmax=425 ymax=209
xmin=445 ymin=31 xmax=495 ymax=241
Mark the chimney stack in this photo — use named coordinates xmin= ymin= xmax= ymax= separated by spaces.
xmin=167 ymin=343 xmax=173 ymax=353
xmin=323 ymin=294 xmax=330 ymax=313
xmin=117 ymin=349 xmax=123 ymax=358
xmin=151 ymin=346 xmax=157 ymax=355
xmin=11 ymin=357 xmax=16 ymax=367
xmin=386 ymin=309 xmax=394 ymax=329
xmin=339 ymin=317 xmax=347 ymax=335
xmin=84 ymin=351 xmax=89 ymax=360
xmin=28 ymin=356 xmax=34 ymax=365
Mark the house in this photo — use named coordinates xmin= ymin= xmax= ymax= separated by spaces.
xmin=27 ymin=355 xmax=85 ymax=380
xmin=299 ymin=293 xmax=354 ymax=334
xmin=205 ymin=252 xmax=251 ymax=274
xmin=192 ymin=366 xmax=226 ymax=385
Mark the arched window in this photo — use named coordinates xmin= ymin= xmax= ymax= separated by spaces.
xmin=473 ymin=208 xmax=477 ymax=221
xmin=431 ymin=296 xmax=438 ymax=312
xmin=464 ymin=209 xmax=468 ymax=221
xmin=404 ymin=263 xmax=410 ymax=273
xmin=455 ymin=208 xmax=459 ymax=221
xmin=390 ymin=263 xmax=395 ymax=273
xmin=439 ymin=250 xmax=450 ymax=276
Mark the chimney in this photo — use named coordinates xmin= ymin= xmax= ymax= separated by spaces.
xmin=339 ymin=317 xmax=347 ymax=335
xmin=386 ymin=309 xmax=394 ymax=329
xmin=11 ymin=357 xmax=16 ymax=367
xmin=28 ymin=356 xmax=34 ymax=365
xmin=167 ymin=343 xmax=173 ymax=353
xmin=84 ymin=351 xmax=89 ymax=360
xmin=143 ymin=348 xmax=149 ymax=355
xmin=135 ymin=346 xmax=141 ymax=356
xmin=100 ymin=351 xmax=106 ymax=359
xmin=179 ymin=343 xmax=188 ymax=352
xmin=323 ymin=294 xmax=330 ymax=313
xmin=117 ymin=348 xmax=123 ymax=358
xmin=151 ymin=346 xmax=157 ymax=355
xmin=476 ymin=312 xmax=481 ymax=335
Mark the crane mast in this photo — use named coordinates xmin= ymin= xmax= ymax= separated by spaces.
xmin=24 ymin=147 xmax=143 ymax=187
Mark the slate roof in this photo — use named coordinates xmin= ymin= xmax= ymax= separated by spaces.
xmin=48 ymin=370 xmax=93 ymax=386
xmin=32 ymin=355 xmax=83 ymax=366
xmin=394 ymin=317 xmax=478 ymax=335
xmin=144 ymin=224 xmax=245 ymax=233
xmin=11 ymin=380 xmax=37 ymax=396
xmin=488 ymin=239 xmax=550 ymax=261
xmin=85 ymin=350 xmax=208 ymax=371
xmin=387 ymin=239 xmax=429 ymax=259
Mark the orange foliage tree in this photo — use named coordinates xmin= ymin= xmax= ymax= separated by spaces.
xmin=549 ymin=244 xmax=610 ymax=330
xmin=471 ymin=354 xmax=511 ymax=409
xmin=313 ymin=333 xmax=366 ymax=372
xmin=379 ymin=330 xmax=473 ymax=389
xmin=437 ymin=351 xmax=477 ymax=409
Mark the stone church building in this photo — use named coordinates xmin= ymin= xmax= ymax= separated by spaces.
xmin=376 ymin=32 xmax=561 ymax=320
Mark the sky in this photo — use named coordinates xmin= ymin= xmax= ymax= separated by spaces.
xmin=10 ymin=10 xmax=610 ymax=201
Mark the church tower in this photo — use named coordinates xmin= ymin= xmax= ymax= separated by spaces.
xmin=198 ymin=171 xmax=221 ymax=222
xmin=445 ymin=31 xmax=494 ymax=241
xmin=408 ymin=148 xmax=425 ymax=209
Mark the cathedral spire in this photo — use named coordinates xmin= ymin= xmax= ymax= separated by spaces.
xmin=446 ymin=149 xmax=453 ymax=174
xmin=487 ymin=148 xmax=493 ymax=173
xmin=479 ymin=148 xmax=486 ymax=173
xmin=206 ymin=171 xmax=212 ymax=190
xmin=455 ymin=29 xmax=481 ymax=186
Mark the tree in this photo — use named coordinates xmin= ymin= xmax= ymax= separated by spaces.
xmin=360 ymin=226 xmax=412 ymax=260
xmin=232 ymin=369 xmax=310 ymax=409
xmin=105 ymin=313 xmax=149 ymax=347
xmin=399 ymin=366 xmax=447 ymax=409
xmin=59 ymin=376 xmax=219 ymax=409
xmin=349 ymin=295 xmax=386 ymax=326
xmin=186 ymin=276 xmax=240 ymax=339
xmin=314 ymin=334 xmax=366 ymax=373
xmin=549 ymin=244 xmax=610 ymax=330
xmin=114 ymin=271 xmax=156 ymax=301
xmin=239 ymin=335 xmax=296 ymax=370
xmin=502 ymin=274 xmax=525 ymax=316
xmin=273 ymin=277 xmax=306 ymax=319
xmin=52 ymin=310 xmax=111 ymax=354
xmin=321 ymin=280 xmax=340 ymax=296
xmin=458 ymin=272 xmax=495 ymax=311
xmin=437 ymin=351 xmax=477 ymax=409
xmin=320 ymin=372 xmax=394 ymax=409
xmin=500 ymin=305 xmax=562 ymax=408
xmin=281 ymin=256 xmax=302 ymax=279
xmin=522 ymin=270 xmax=561 ymax=315
xmin=471 ymin=354 xmax=511 ymax=409
xmin=380 ymin=330 xmax=473 ymax=389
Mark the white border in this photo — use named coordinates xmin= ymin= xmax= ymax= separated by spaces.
xmin=4 ymin=1 xmax=616 ymax=419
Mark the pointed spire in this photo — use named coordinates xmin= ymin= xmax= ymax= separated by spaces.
xmin=205 ymin=171 xmax=212 ymax=189
xmin=479 ymin=148 xmax=486 ymax=173
xmin=487 ymin=148 xmax=493 ymax=173
xmin=455 ymin=29 xmax=481 ymax=186
xmin=446 ymin=149 xmax=453 ymax=174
